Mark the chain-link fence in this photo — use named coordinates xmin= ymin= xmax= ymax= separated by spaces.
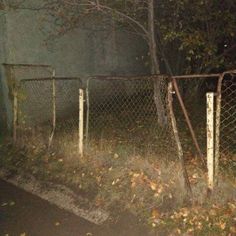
xmin=171 ymin=71 xmax=236 ymax=178
xmin=172 ymin=76 xmax=218 ymax=159
xmin=18 ymin=78 xmax=82 ymax=152
xmin=3 ymin=64 xmax=53 ymax=143
xmin=0 ymin=79 xmax=7 ymax=133
xmin=3 ymin=64 xmax=235 ymax=174
xmin=4 ymin=64 xmax=83 ymax=155
xmin=216 ymin=72 xmax=236 ymax=175
xmin=18 ymin=78 xmax=53 ymax=148
xmin=85 ymin=76 xmax=177 ymax=158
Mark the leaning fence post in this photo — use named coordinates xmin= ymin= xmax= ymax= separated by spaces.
xmin=79 ymin=89 xmax=84 ymax=156
xmin=13 ymin=89 xmax=18 ymax=145
xmin=215 ymin=74 xmax=224 ymax=183
xmin=168 ymin=81 xmax=192 ymax=195
xmin=206 ymin=92 xmax=215 ymax=192
xmin=85 ymin=78 xmax=90 ymax=148
xmin=48 ymin=77 xmax=56 ymax=149
xmin=172 ymin=78 xmax=206 ymax=168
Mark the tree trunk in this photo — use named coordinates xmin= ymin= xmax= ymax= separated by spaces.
xmin=148 ymin=0 xmax=166 ymax=126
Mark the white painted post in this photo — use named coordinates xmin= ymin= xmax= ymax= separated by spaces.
xmin=79 ymin=89 xmax=84 ymax=156
xmin=206 ymin=92 xmax=215 ymax=191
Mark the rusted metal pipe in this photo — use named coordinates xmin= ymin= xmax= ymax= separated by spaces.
xmin=3 ymin=63 xmax=51 ymax=68
xmin=168 ymin=81 xmax=192 ymax=195
xmin=214 ymin=74 xmax=224 ymax=183
xmin=172 ymin=74 xmax=220 ymax=79
xmin=172 ymin=78 xmax=207 ymax=168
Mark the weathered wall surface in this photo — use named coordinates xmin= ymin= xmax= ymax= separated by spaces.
xmin=0 ymin=10 xmax=9 ymax=131
xmin=0 ymin=1 xmax=148 ymax=128
xmin=5 ymin=8 xmax=148 ymax=76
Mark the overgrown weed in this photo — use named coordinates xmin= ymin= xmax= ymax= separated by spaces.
xmin=0 ymin=132 xmax=236 ymax=235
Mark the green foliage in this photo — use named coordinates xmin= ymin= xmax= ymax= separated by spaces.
xmin=12 ymin=0 xmax=236 ymax=73
xmin=156 ymin=0 xmax=236 ymax=74
xmin=45 ymin=0 xmax=236 ymax=74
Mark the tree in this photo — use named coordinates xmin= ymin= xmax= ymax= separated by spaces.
xmin=38 ymin=0 xmax=168 ymax=126
xmin=156 ymin=0 xmax=236 ymax=75
xmin=6 ymin=0 xmax=236 ymax=75
xmin=6 ymin=0 xmax=236 ymax=121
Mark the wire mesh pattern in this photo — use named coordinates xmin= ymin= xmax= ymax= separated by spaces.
xmin=18 ymin=78 xmax=82 ymax=150
xmin=172 ymin=78 xmax=215 ymax=157
xmin=19 ymin=79 xmax=53 ymax=127
xmin=5 ymin=64 xmax=235 ymax=166
xmin=53 ymin=79 xmax=82 ymax=154
xmin=3 ymin=64 xmax=53 ymax=101
xmin=4 ymin=64 xmax=83 ymax=152
xmin=219 ymin=74 xmax=236 ymax=161
xmin=86 ymin=76 xmax=177 ymax=157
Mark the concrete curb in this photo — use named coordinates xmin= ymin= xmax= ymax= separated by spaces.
xmin=0 ymin=169 xmax=109 ymax=225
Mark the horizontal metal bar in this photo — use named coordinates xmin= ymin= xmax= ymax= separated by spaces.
xmin=223 ymin=69 xmax=236 ymax=75
xmin=20 ymin=77 xmax=82 ymax=82
xmin=172 ymin=74 xmax=221 ymax=79
xmin=2 ymin=63 xmax=51 ymax=68
xmin=88 ymin=75 xmax=157 ymax=81
xmin=88 ymin=72 xmax=227 ymax=81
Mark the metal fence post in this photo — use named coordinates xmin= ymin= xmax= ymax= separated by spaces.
xmin=13 ymin=89 xmax=18 ymax=145
xmin=206 ymin=92 xmax=215 ymax=192
xmin=168 ymin=81 xmax=192 ymax=195
xmin=85 ymin=78 xmax=90 ymax=148
xmin=79 ymin=89 xmax=84 ymax=156
xmin=215 ymin=74 xmax=223 ymax=183
xmin=48 ymin=78 xmax=56 ymax=149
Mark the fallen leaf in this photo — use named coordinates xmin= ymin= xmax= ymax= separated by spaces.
xmin=150 ymin=182 xmax=157 ymax=191
xmin=151 ymin=209 xmax=160 ymax=219
xmin=114 ymin=153 xmax=119 ymax=159
xmin=152 ymin=222 xmax=156 ymax=228
xmin=230 ymin=226 xmax=236 ymax=233
xmin=209 ymin=209 xmax=217 ymax=216
xmin=55 ymin=222 xmax=60 ymax=226
xmin=10 ymin=201 xmax=15 ymax=206
xmin=219 ymin=222 xmax=226 ymax=230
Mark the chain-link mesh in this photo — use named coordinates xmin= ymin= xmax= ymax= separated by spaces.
xmin=171 ymin=77 xmax=219 ymax=161
xmin=6 ymin=64 xmax=235 ymax=166
xmin=86 ymin=76 xmax=177 ymax=158
xmin=4 ymin=63 xmax=83 ymax=153
xmin=3 ymin=64 xmax=53 ymax=101
xmin=18 ymin=79 xmax=53 ymax=147
xmin=0 ymin=79 xmax=6 ymax=132
xmin=53 ymin=78 xmax=82 ymax=154
xmin=18 ymin=78 xmax=82 ymax=152
xmin=219 ymin=73 xmax=236 ymax=172
xmin=3 ymin=64 xmax=53 ymax=146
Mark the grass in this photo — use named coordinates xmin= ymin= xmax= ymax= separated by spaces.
xmin=0 ymin=95 xmax=235 ymax=235
xmin=0 ymin=130 xmax=236 ymax=235
xmin=0 ymin=130 xmax=5 ymax=144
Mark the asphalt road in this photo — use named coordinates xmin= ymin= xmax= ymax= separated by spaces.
xmin=0 ymin=179 xmax=150 ymax=236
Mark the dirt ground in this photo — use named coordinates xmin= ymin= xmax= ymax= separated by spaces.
xmin=0 ymin=179 xmax=152 ymax=236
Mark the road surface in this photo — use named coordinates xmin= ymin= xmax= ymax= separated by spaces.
xmin=0 ymin=179 xmax=151 ymax=236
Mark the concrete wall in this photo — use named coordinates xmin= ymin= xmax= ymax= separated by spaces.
xmin=0 ymin=1 xmax=148 ymax=128
xmin=0 ymin=10 xmax=9 ymax=131
xmin=5 ymin=8 xmax=148 ymax=76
